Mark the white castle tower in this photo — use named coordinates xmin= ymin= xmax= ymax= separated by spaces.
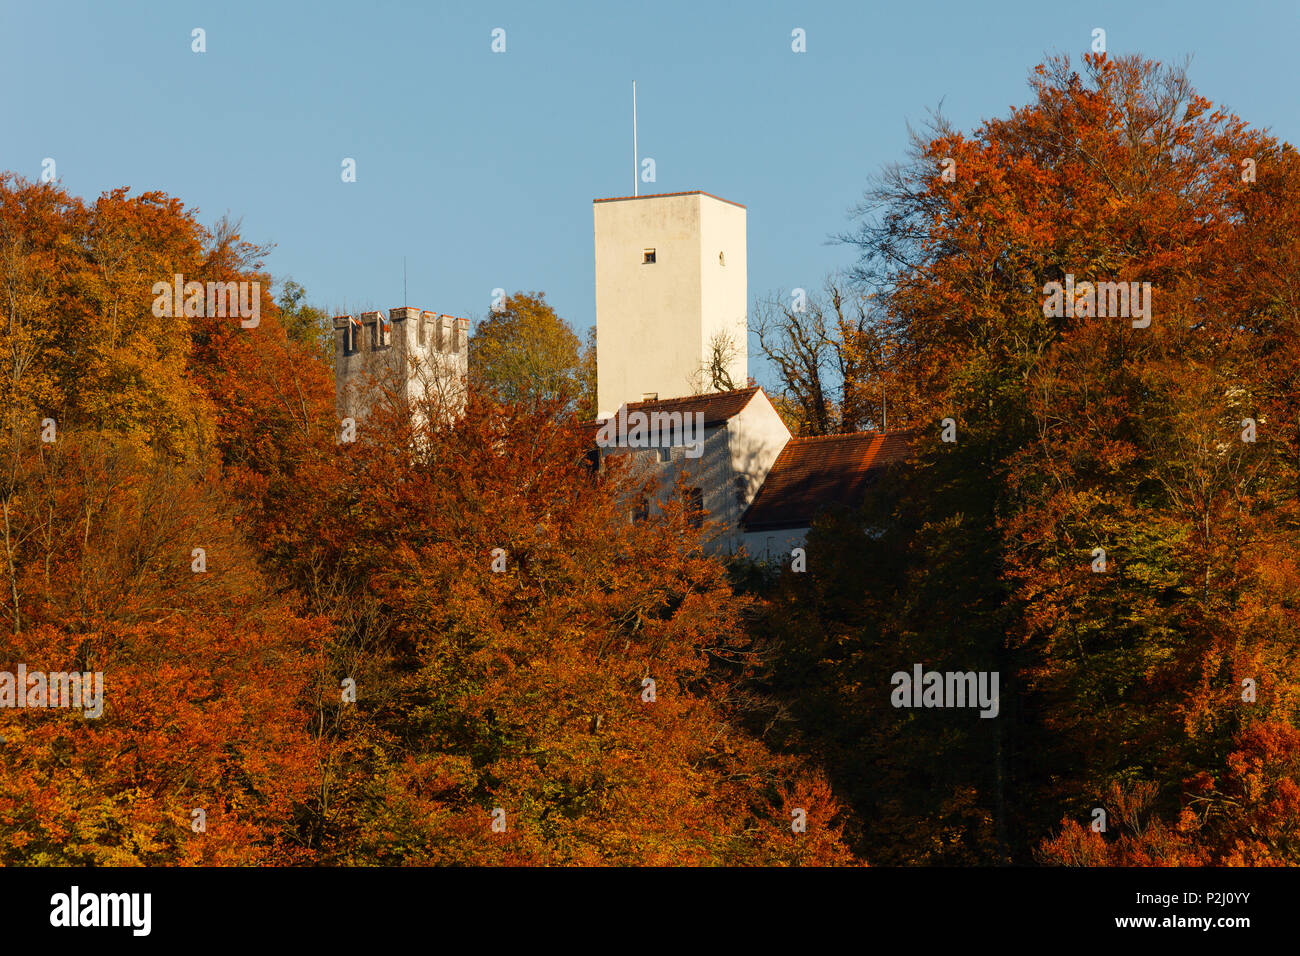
xmin=593 ymin=190 xmax=747 ymax=415
xmin=333 ymin=308 xmax=469 ymax=422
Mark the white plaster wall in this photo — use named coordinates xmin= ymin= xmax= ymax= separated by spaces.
xmin=740 ymin=527 xmax=808 ymax=564
xmin=596 ymin=421 xmax=736 ymax=556
xmin=593 ymin=193 xmax=748 ymax=415
xmin=716 ymin=391 xmax=791 ymax=551
xmin=594 ymin=195 xmax=704 ymax=414
xmin=595 ymin=392 xmax=792 ymax=555
xmin=699 ymin=195 xmax=748 ymax=390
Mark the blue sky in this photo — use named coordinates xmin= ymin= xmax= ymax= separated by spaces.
xmin=3 ymin=0 xmax=1297 ymax=359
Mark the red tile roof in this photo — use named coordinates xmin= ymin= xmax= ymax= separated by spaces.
xmin=625 ymin=386 xmax=761 ymax=424
xmin=741 ymin=431 xmax=911 ymax=531
xmin=592 ymin=190 xmax=746 ymax=209
xmin=577 ymin=387 xmax=762 ymax=438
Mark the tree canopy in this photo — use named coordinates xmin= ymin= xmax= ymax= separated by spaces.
xmin=468 ymin=291 xmax=595 ymax=418
xmin=749 ymin=52 xmax=1300 ymax=865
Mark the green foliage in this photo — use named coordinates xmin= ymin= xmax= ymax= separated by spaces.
xmin=469 ymin=292 xmax=591 ymax=414
xmin=276 ymin=279 xmax=333 ymax=362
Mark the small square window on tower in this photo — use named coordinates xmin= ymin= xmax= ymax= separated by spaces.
xmin=642 ymin=248 xmax=656 ymax=264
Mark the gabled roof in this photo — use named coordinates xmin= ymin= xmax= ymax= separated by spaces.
xmin=741 ymin=431 xmax=911 ymax=532
xmin=578 ymin=386 xmax=763 ymax=439
xmin=623 ymin=386 xmax=761 ymax=426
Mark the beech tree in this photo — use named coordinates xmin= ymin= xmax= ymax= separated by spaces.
xmin=245 ymin=389 xmax=856 ymax=864
xmin=753 ymin=52 xmax=1300 ymax=864
xmin=0 ymin=431 xmax=322 ymax=865
xmin=468 ymin=292 xmax=592 ymax=415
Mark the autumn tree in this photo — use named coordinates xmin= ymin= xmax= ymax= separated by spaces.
xmin=693 ymin=329 xmax=744 ymax=394
xmin=241 ymin=386 xmax=858 ymax=865
xmin=2 ymin=171 xmax=849 ymax=867
xmin=576 ymin=326 xmax=598 ymax=420
xmin=752 ymin=276 xmax=912 ymax=435
xmin=0 ymin=428 xmax=324 ymax=865
xmin=752 ymin=52 xmax=1300 ymax=864
xmin=276 ymin=278 xmax=333 ymax=361
xmin=468 ymin=291 xmax=591 ymax=414
xmin=0 ymin=175 xmax=335 ymax=864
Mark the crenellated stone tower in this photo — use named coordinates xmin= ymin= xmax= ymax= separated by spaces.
xmin=333 ymin=307 xmax=469 ymax=422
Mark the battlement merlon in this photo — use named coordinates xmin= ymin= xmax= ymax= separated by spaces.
xmin=332 ymin=309 xmax=469 ymax=355
xmin=418 ymin=310 xmax=469 ymax=354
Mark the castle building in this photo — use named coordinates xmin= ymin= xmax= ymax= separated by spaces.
xmin=585 ymin=384 xmax=792 ymax=554
xmin=587 ymin=190 xmax=909 ymax=560
xmin=593 ymin=191 xmax=747 ymax=416
xmin=333 ymin=189 xmax=907 ymax=561
xmin=739 ymin=429 xmax=910 ymax=557
xmin=333 ymin=308 xmax=469 ymax=423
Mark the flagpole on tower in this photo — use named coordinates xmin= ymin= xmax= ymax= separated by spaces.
xmin=632 ymin=81 xmax=638 ymax=197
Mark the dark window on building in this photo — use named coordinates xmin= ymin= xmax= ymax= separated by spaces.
xmin=734 ymin=474 xmax=747 ymax=508
xmin=632 ymin=494 xmax=650 ymax=524
xmin=687 ymin=487 xmax=704 ymax=529
xmin=643 ymin=248 xmax=656 ymax=264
